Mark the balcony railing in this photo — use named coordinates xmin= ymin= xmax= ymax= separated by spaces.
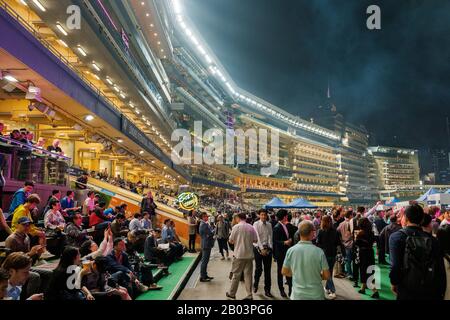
xmin=0 ymin=136 xmax=70 ymax=186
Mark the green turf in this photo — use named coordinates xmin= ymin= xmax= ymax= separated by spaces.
xmin=136 ymin=256 xmax=196 ymax=300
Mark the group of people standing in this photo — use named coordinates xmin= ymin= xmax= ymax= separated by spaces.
xmin=195 ymin=203 xmax=450 ymax=301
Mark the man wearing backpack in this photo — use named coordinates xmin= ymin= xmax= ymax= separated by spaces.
xmin=389 ymin=204 xmax=446 ymax=300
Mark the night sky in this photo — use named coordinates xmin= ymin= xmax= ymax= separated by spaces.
xmin=184 ymin=0 xmax=450 ymax=149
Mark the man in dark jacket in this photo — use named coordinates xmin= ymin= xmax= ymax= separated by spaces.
xmin=379 ymin=215 xmax=402 ymax=265
xmin=106 ymin=238 xmax=160 ymax=297
xmin=141 ymin=192 xmax=157 ymax=227
xmin=144 ymin=228 xmax=174 ymax=266
xmin=273 ymin=209 xmax=292 ymax=298
xmin=199 ymin=212 xmax=215 ymax=282
xmin=389 ymin=204 xmax=446 ymax=300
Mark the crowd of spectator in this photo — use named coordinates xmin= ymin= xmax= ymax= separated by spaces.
xmin=194 ymin=201 xmax=450 ymax=300
xmin=0 ymin=181 xmax=189 ymax=300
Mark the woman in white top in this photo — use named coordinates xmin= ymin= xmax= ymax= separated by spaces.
xmin=44 ymin=199 xmax=66 ymax=231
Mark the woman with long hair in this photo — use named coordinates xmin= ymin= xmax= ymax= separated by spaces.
xmin=46 ymin=246 xmax=94 ymax=300
xmin=316 ymin=215 xmax=341 ymax=299
xmin=354 ymin=218 xmax=379 ymax=299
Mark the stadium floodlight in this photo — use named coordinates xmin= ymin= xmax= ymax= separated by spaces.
xmin=173 ymin=0 xmax=182 ymax=14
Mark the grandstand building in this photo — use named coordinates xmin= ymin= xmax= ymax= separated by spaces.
xmin=0 ymin=0 xmax=424 ymax=207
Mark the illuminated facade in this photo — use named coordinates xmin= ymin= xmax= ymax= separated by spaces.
xmin=367 ymin=146 xmax=420 ymax=189
xmin=0 ymin=0 xmax=423 ymax=206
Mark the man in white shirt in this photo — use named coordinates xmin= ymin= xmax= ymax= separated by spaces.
xmin=129 ymin=213 xmax=144 ymax=232
xmin=253 ymin=209 xmax=273 ymax=297
xmin=2 ymin=252 xmax=43 ymax=300
xmin=226 ymin=213 xmax=258 ymax=300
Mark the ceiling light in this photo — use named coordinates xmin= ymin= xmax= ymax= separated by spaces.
xmin=120 ymin=93 xmax=126 ymax=99
xmin=139 ymin=150 xmax=144 ymax=155
xmin=84 ymin=115 xmax=94 ymax=121
xmin=106 ymin=78 xmax=113 ymax=85
xmin=77 ymin=46 xmax=87 ymax=57
xmin=129 ymin=102 xmax=134 ymax=108
xmin=92 ymin=62 xmax=101 ymax=72
xmin=157 ymin=41 xmax=161 ymax=45
xmin=163 ymin=56 xmax=167 ymax=59
xmin=20 ymin=0 xmax=27 ymax=6
xmin=4 ymin=74 xmax=18 ymax=83
xmin=58 ymin=39 xmax=68 ymax=47
xmin=32 ymin=0 xmax=46 ymax=11
xmin=160 ymin=49 xmax=164 ymax=52
xmin=135 ymin=109 xmax=141 ymax=114
xmin=117 ymin=139 xmax=123 ymax=143
xmin=154 ymin=33 xmax=158 ymax=37
xmin=56 ymin=22 xmax=68 ymax=36
xmin=141 ymin=1 xmax=144 ymax=5
xmin=93 ymin=74 xmax=100 ymax=80
xmin=146 ymin=13 xmax=149 ymax=17
xmin=150 ymin=23 xmax=154 ymax=27
xmin=113 ymin=86 xmax=120 ymax=92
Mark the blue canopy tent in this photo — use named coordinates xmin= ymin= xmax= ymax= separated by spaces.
xmin=263 ymin=197 xmax=288 ymax=209
xmin=416 ymin=188 xmax=440 ymax=202
xmin=286 ymin=198 xmax=318 ymax=209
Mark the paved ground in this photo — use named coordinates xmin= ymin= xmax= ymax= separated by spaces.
xmin=178 ymin=244 xmax=362 ymax=300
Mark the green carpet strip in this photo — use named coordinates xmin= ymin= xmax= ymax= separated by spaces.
xmin=136 ymin=256 xmax=196 ymax=300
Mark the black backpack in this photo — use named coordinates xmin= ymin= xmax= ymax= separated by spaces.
xmin=400 ymin=229 xmax=438 ymax=294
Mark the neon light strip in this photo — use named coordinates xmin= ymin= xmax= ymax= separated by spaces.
xmin=97 ymin=0 xmax=118 ymax=31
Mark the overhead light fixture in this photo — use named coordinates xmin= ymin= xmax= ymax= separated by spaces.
xmin=120 ymin=93 xmax=126 ymax=99
xmin=32 ymin=0 xmax=46 ymax=11
xmin=58 ymin=39 xmax=68 ymax=47
xmin=135 ymin=109 xmax=140 ymax=114
xmin=139 ymin=150 xmax=144 ymax=155
xmin=3 ymin=74 xmax=18 ymax=83
xmin=157 ymin=41 xmax=161 ymax=45
xmin=77 ymin=46 xmax=87 ymax=57
xmin=150 ymin=23 xmax=154 ymax=27
xmin=146 ymin=13 xmax=149 ymax=17
xmin=56 ymin=22 xmax=68 ymax=36
xmin=117 ymin=139 xmax=123 ymax=143
xmin=113 ymin=86 xmax=120 ymax=92
xmin=92 ymin=62 xmax=101 ymax=72
xmin=160 ymin=49 xmax=164 ymax=52
xmin=25 ymin=86 xmax=42 ymax=102
xmin=129 ymin=102 xmax=134 ymax=108
xmin=106 ymin=78 xmax=113 ymax=85
xmin=20 ymin=0 xmax=27 ymax=6
xmin=93 ymin=74 xmax=100 ymax=80
xmin=141 ymin=1 xmax=144 ymax=5
xmin=154 ymin=33 xmax=158 ymax=37
xmin=84 ymin=115 xmax=94 ymax=121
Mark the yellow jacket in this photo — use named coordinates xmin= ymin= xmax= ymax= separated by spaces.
xmin=11 ymin=204 xmax=40 ymax=236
